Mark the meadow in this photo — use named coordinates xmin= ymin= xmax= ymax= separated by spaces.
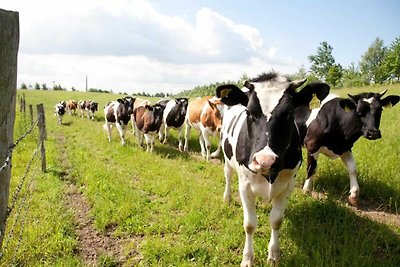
xmin=1 ymin=84 xmax=400 ymax=266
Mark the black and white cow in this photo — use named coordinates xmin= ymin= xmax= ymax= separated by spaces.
xmin=54 ymin=101 xmax=66 ymax=125
xmin=85 ymin=100 xmax=98 ymax=120
xmin=104 ymin=97 xmax=135 ymax=146
xmin=302 ymin=90 xmax=399 ymax=206
xmin=158 ymin=98 xmax=189 ymax=151
xmin=216 ymin=72 xmax=329 ymax=266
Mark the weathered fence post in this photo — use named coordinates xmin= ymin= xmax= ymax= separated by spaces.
xmin=0 ymin=9 xmax=19 ymax=251
xmin=29 ymin=104 xmax=33 ymax=125
xmin=22 ymin=93 xmax=26 ymax=113
xmin=36 ymin=104 xmax=47 ymax=172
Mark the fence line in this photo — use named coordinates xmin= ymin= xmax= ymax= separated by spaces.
xmin=0 ymin=101 xmax=47 ymax=260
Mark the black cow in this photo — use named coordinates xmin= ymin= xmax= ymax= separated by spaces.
xmin=104 ymin=97 xmax=135 ymax=145
xmin=302 ymin=90 xmax=399 ymax=206
xmin=157 ymin=98 xmax=189 ymax=151
xmin=216 ymin=72 xmax=329 ymax=265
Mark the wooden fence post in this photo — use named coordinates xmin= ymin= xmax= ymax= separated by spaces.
xmin=22 ymin=93 xmax=26 ymax=113
xmin=29 ymin=104 xmax=33 ymax=125
xmin=0 ymin=8 xmax=19 ymax=251
xmin=36 ymin=104 xmax=47 ymax=172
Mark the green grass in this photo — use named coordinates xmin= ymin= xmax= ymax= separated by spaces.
xmin=1 ymin=85 xmax=400 ymax=266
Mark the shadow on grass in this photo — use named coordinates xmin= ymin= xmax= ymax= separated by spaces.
xmin=284 ymin=198 xmax=400 ymax=266
xmin=310 ymin=167 xmax=400 ymax=213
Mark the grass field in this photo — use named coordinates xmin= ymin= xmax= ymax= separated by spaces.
xmin=1 ymin=84 xmax=400 ymax=266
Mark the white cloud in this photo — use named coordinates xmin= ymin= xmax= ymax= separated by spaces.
xmin=2 ymin=0 xmax=299 ymax=94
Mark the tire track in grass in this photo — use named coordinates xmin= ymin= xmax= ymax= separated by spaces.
xmin=55 ymin=133 xmax=140 ymax=266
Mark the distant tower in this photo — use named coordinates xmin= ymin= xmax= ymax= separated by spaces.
xmin=85 ymin=75 xmax=88 ymax=92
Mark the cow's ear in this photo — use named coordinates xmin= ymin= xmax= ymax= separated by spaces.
xmin=145 ymin=105 xmax=153 ymax=111
xmin=295 ymin=81 xmax=330 ymax=108
xmin=380 ymin=95 xmax=400 ymax=108
xmin=216 ymin=84 xmax=248 ymax=106
xmin=289 ymin=78 xmax=307 ymax=92
xmin=117 ymin=99 xmax=124 ymax=103
xmin=339 ymin=99 xmax=357 ymax=112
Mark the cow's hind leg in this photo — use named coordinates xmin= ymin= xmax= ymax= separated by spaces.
xmin=303 ymin=151 xmax=318 ymax=193
xmin=116 ymin=123 xmax=126 ymax=146
xmin=239 ymin=178 xmax=257 ymax=267
xmin=340 ymin=151 xmax=359 ymax=206
xmin=105 ymin=122 xmax=112 ymax=142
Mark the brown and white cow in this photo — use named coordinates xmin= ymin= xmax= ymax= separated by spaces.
xmin=66 ymin=100 xmax=78 ymax=115
xmin=133 ymin=104 xmax=165 ymax=152
xmin=131 ymin=97 xmax=151 ymax=135
xmin=104 ymin=97 xmax=135 ymax=146
xmin=184 ymin=96 xmax=223 ymax=160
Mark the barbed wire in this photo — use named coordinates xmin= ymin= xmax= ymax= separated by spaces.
xmin=0 ymin=148 xmax=39 ymax=259
xmin=0 ymin=117 xmax=39 ymax=173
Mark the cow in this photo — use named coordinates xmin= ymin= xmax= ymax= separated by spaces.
xmin=184 ymin=96 xmax=223 ymax=160
xmin=216 ymin=71 xmax=330 ymax=266
xmin=301 ymin=90 xmax=399 ymax=206
xmin=66 ymin=100 xmax=78 ymax=115
xmin=78 ymin=100 xmax=87 ymax=118
xmin=104 ymin=97 xmax=135 ymax=146
xmin=54 ymin=101 xmax=66 ymax=124
xmin=131 ymin=97 xmax=152 ymax=135
xmin=85 ymin=100 xmax=98 ymax=120
xmin=133 ymin=104 xmax=165 ymax=152
xmin=157 ymin=98 xmax=189 ymax=151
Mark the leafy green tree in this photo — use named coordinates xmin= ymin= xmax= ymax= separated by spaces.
xmin=42 ymin=83 xmax=48 ymax=90
xmin=289 ymin=65 xmax=308 ymax=80
xmin=342 ymin=63 xmax=366 ymax=87
xmin=326 ymin=63 xmax=343 ymax=87
xmin=359 ymin=38 xmax=388 ymax=84
xmin=34 ymin=83 xmax=40 ymax=90
xmin=382 ymin=36 xmax=400 ymax=82
xmin=308 ymin=41 xmax=335 ymax=81
xmin=20 ymin=83 xmax=27 ymax=89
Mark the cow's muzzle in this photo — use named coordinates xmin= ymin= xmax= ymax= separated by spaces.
xmin=251 ymin=153 xmax=276 ymax=174
xmin=364 ymin=129 xmax=381 ymax=140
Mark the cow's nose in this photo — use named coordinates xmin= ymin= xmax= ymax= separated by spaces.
xmin=365 ymin=129 xmax=381 ymax=140
xmin=252 ymin=154 xmax=276 ymax=172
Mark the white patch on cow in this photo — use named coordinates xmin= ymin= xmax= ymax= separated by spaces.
xmin=306 ymin=94 xmax=339 ymax=127
xmin=252 ymin=77 xmax=289 ymax=118
xmin=363 ymin=97 xmax=374 ymax=104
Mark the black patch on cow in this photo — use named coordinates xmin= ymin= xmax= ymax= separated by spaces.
xmin=223 ymin=139 xmax=233 ymax=160
xmin=165 ymin=99 xmax=188 ymax=128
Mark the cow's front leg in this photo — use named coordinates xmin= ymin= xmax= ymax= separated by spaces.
xmin=105 ymin=122 xmax=112 ymax=142
xmin=303 ymin=151 xmax=318 ymax=193
xmin=239 ymin=179 xmax=256 ymax=267
xmin=116 ymin=123 xmax=126 ymax=146
xmin=223 ymin=162 xmax=234 ymax=203
xmin=340 ymin=151 xmax=359 ymax=206
xmin=178 ymin=127 xmax=184 ymax=151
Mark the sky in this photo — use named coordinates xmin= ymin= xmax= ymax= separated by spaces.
xmin=1 ymin=0 xmax=399 ymax=94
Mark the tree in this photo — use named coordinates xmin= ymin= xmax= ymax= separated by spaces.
xmin=342 ymin=63 xmax=366 ymax=87
xmin=42 ymin=83 xmax=48 ymax=90
xmin=326 ymin=63 xmax=343 ymax=87
xmin=382 ymin=36 xmax=400 ymax=82
xmin=20 ymin=83 xmax=27 ymax=89
xmin=308 ymin=41 xmax=335 ymax=81
xmin=289 ymin=65 xmax=307 ymax=80
xmin=359 ymin=38 xmax=388 ymax=84
xmin=34 ymin=83 xmax=40 ymax=90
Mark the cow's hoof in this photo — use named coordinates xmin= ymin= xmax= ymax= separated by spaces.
xmin=348 ymin=195 xmax=358 ymax=207
xmin=240 ymin=257 xmax=253 ymax=267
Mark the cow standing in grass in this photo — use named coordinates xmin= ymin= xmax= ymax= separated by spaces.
xmin=217 ymin=72 xmax=329 ymax=266
xmin=54 ymin=101 xmax=66 ymax=125
xmin=158 ymin=98 xmax=189 ymax=151
xmin=133 ymin=104 xmax=165 ymax=152
xmin=184 ymin=96 xmax=223 ymax=160
xmin=300 ymin=90 xmax=399 ymax=206
xmin=104 ymin=97 xmax=135 ymax=146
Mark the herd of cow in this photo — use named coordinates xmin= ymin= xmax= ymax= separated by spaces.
xmin=54 ymin=71 xmax=399 ymax=266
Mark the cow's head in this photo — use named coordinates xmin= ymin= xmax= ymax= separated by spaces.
xmin=340 ymin=90 xmax=400 ymax=140
xmin=55 ymin=103 xmax=66 ymax=115
xmin=204 ymin=98 xmax=223 ymax=133
xmin=175 ymin=97 xmax=189 ymax=115
xmin=118 ymin=97 xmax=136 ymax=115
xmin=217 ymin=72 xmax=314 ymax=180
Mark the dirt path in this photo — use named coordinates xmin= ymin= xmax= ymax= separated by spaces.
xmin=56 ymin=134 xmax=138 ymax=266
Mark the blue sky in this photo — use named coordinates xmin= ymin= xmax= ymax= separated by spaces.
xmin=1 ymin=0 xmax=399 ymax=94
